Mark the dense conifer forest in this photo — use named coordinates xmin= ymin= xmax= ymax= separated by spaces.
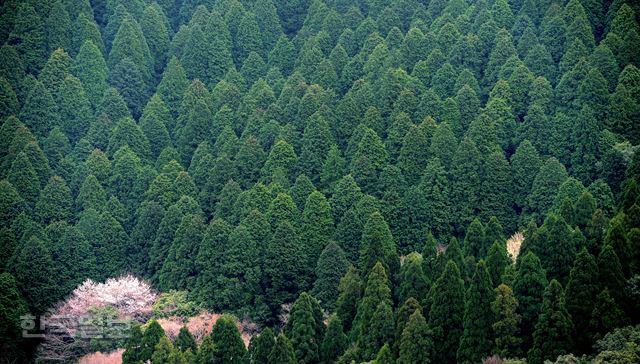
xmin=1 ymin=0 xmax=640 ymax=363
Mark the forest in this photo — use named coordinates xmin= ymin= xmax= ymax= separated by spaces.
xmin=0 ymin=0 xmax=639 ymax=363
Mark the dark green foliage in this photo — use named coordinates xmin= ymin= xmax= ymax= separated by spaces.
xmin=513 ymin=252 xmax=548 ymax=351
xmin=269 ymin=333 xmax=296 ymax=364
xmin=359 ymin=212 xmax=400 ymax=280
xmin=7 ymin=151 xmax=40 ymax=207
xmin=457 ymin=260 xmax=495 ymax=364
xmin=251 ymin=327 xmax=275 ymax=364
xmin=206 ymin=315 xmax=247 ymax=364
xmin=20 ymin=79 xmax=59 ymax=138
xmin=565 ymin=249 xmax=599 ymax=354
xmin=287 ymin=292 xmax=324 ymax=364
xmin=0 ymin=272 xmax=29 ymax=362
xmin=398 ymin=309 xmax=431 ymax=364
xmin=397 ymin=252 xmax=429 ymax=305
xmin=486 ymin=241 xmax=511 ymax=287
xmin=312 ymin=242 xmax=349 ymax=311
xmin=428 ymin=260 xmax=465 ymax=364
xmin=527 ymin=280 xmax=574 ymax=364
xmin=321 ymin=315 xmax=347 ymax=363
xmin=8 ymin=4 xmax=45 ymax=74
xmin=492 ymin=283 xmax=522 ymax=358
xmin=1 ymin=1 xmax=637 ymax=359
xmin=36 ymin=176 xmax=71 ymax=224
xmin=9 ymin=235 xmax=56 ymax=314
xmin=335 ymin=266 xmax=362 ymax=333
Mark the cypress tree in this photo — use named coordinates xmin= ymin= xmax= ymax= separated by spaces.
xmin=107 ymin=117 xmax=151 ymax=160
xmin=157 ymin=57 xmax=189 ymax=120
xmin=397 ymin=252 xmax=429 ymax=305
xmin=194 ymin=218 xmax=231 ymax=310
xmin=312 ymin=242 xmax=349 ymax=311
xmin=269 ymin=333 xmax=296 ymax=364
xmin=451 ymin=137 xmax=481 ymax=232
xmin=321 ymin=315 xmax=348 ymax=364
xmin=19 ymin=79 xmax=59 ymax=138
xmin=7 ymin=151 xmax=40 ymax=208
xmin=335 ymin=266 xmax=362 ymax=333
xmin=35 ymin=176 xmax=72 ymax=224
xmin=58 ymin=75 xmax=92 ymax=143
xmin=139 ymin=94 xmax=172 ymax=159
xmin=492 ymin=283 xmax=522 ymax=358
xmin=510 ymin=140 xmax=542 ymax=211
xmin=527 ymin=280 xmax=574 ymax=364
xmin=464 ymin=218 xmax=486 ymax=258
xmin=264 ymin=221 xmax=307 ymax=317
xmin=251 ymin=327 xmax=275 ymax=364
xmin=297 ymin=112 xmax=333 ymax=184
xmin=140 ymin=320 xmax=166 ymax=363
xmin=109 ymin=57 xmax=150 ymax=119
xmin=0 ymin=78 xmax=18 ymax=119
xmin=398 ymin=309 xmax=432 ymax=364
xmin=158 ymin=214 xmax=204 ymax=291
xmin=8 ymin=235 xmax=57 ymax=314
xmin=72 ymin=13 xmax=104 ymax=56
xmin=288 ymin=292 xmax=323 ymax=364
xmin=122 ymin=323 xmax=144 ymax=364
xmin=565 ymin=248 xmax=599 ymax=354
xmin=352 ymin=262 xmax=392 ymax=342
xmin=150 ymin=336 xmax=175 ymax=363
xmin=45 ymin=1 xmax=72 ymax=55
xmin=208 ymin=315 xmax=247 ymax=364
xmin=588 ymin=289 xmax=628 ymax=342
xmin=513 ymin=252 xmax=548 ymax=352
xmin=0 ymin=180 xmax=25 ymax=229
xmin=427 ymin=260 xmax=465 ymax=364
xmin=0 ymin=272 xmax=29 ymax=362
xmin=358 ymin=212 xmax=400 ymax=280
xmin=140 ymin=3 xmax=170 ymax=78
xmin=8 ymin=4 xmax=45 ymax=74
xmin=525 ymin=157 xmax=568 ymax=224
xmin=108 ymin=14 xmax=153 ymax=86
xmin=301 ymin=191 xmax=335 ymax=269
xmin=457 ymin=260 xmax=495 ymax=364
xmin=486 ymin=241 xmax=511 ymax=287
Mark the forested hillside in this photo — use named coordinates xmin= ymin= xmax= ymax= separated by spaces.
xmin=0 ymin=0 xmax=640 ymax=363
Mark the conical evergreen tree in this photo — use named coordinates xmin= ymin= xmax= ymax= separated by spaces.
xmin=320 ymin=315 xmax=347 ymax=364
xmin=527 ymin=280 xmax=574 ymax=364
xmin=492 ymin=283 xmax=522 ymax=358
xmin=565 ymin=248 xmax=599 ymax=354
xmin=45 ymin=1 xmax=72 ymax=55
xmin=8 ymin=235 xmax=57 ymax=314
xmin=288 ymin=292 xmax=323 ymax=364
xmin=0 ymin=272 xmax=29 ymax=362
xmin=359 ymin=212 xmax=400 ymax=280
xmin=486 ymin=240 xmax=511 ymax=287
xmin=175 ymin=326 xmax=197 ymax=353
xmin=7 ymin=151 xmax=40 ymax=208
xmin=398 ymin=309 xmax=432 ymax=364
xmin=513 ymin=251 xmax=548 ymax=351
xmin=19 ymin=79 xmax=59 ymax=138
xmin=457 ymin=260 xmax=495 ymax=364
xmin=335 ymin=266 xmax=362 ymax=333
xmin=35 ymin=176 xmax=71 ymax=224
xmin=397 ymin=252 xmax=429 ymax=305
xmin=251 ymin=327 xmax=275 ymax=364
xmin=428 ymin=260 xmax=465 ymax=364
xmin=139 ymin=94 xmax=172 ymax=159
xmin=207 ymin=315 xmax=247 ymax=364
xmin=312 ymin=242 xmax=349 ymax=311
xmin=268 ymin=333 xmax=296 ymax=364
